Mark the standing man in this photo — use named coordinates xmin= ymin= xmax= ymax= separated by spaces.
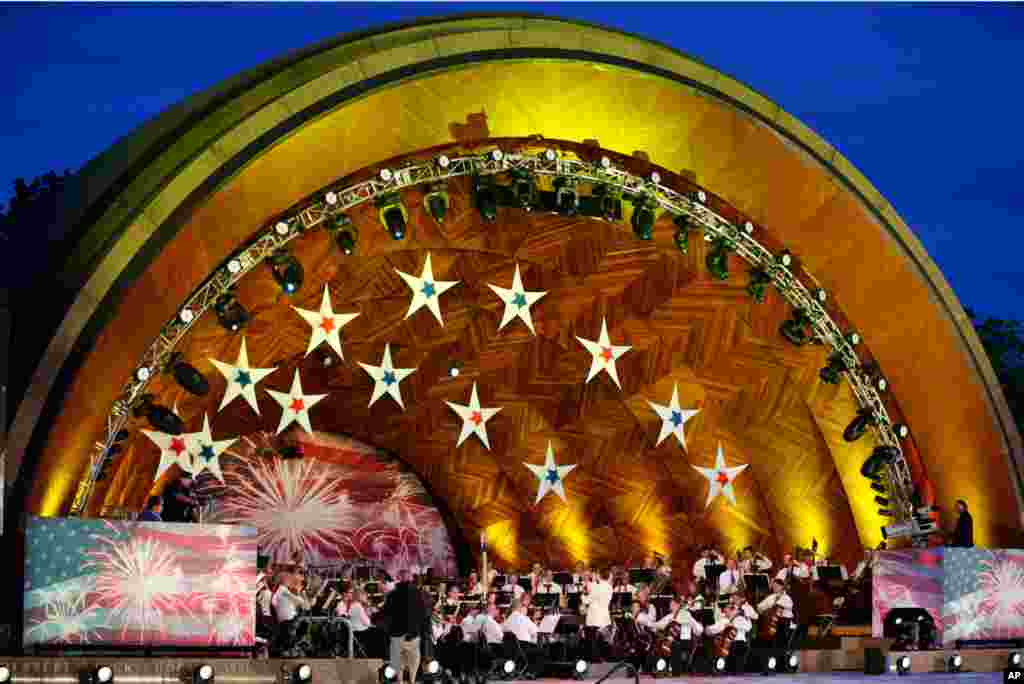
xmin=382 ymin=569 xmax=427 ymax=684
xmin=585 ymin=567 xmax=614 ymax=662
xmin=950 ymin=500 xmax=975 ymax=548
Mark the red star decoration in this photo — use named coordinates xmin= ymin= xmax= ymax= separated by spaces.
xmin=170 ymin=437 xmax=187 ymax=454
xmin=319 ymin=317 xmax=335 ymax=333
xmin=470 ymin=411 xmax=482 ymax=425
xmin=600 ymin=347 xmax=613 ymax=361
xmin=716 ymin=471 xmax=731 ymax=485
xmin=289 ymin=398 xmax=306 ymax=413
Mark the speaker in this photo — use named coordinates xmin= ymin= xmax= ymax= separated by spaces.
xmin=865 ymin=647 xmax=885 ymax=675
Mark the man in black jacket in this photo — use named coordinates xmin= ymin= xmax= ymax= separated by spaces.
xmin=951 ymin=499 xmax=975 ymax=548
xmin=383 ymin=570 xmax=428 ymax=683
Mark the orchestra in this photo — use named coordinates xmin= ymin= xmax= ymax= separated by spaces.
xmin=255 ymin=543 xmax=872 ymax=676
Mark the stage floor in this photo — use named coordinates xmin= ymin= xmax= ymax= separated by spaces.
xmin=508 ymin=675 xmax=1001 ymax=684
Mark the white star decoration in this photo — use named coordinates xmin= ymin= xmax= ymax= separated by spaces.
xmin=445 ymin=382 xmax=502 ymax=450
xmin=692 ymin=442 xmax=748 ymax=509
xmin=142 ymin=429 xmax=193 ymax=480
xmin=292 ymin=285 xmax=359 ymax=359
xmin=575 ymin=317 xmax=632 ymax=389
xmin=358 ymin=343 xmax=417 ymax=409
xmin=210 ymin=337 xmax=277 ymax=414
xmin=487 ymin=263 xmax=547 ymax=335
xmin=523 ymin=441 xmax=577 ymax=504
xmin=266 ymin=370 xmax=328 ymax=435
xmin=395 ymin=253 xmax=459 ymax=326
xmin=647 ymin=384 xmax=701 ymax=449
xmin=184 ymin=413 xmax=237 ymax=482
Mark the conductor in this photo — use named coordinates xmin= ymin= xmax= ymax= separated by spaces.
xmin=381 ymin=569 xmax=428 ymax=683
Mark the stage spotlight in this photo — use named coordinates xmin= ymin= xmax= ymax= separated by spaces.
xmin=474 ymin=177 xmax=498 ymax=222
xmin=510 ymin=168 xmax=536 ymax=212
xmin=776 ymin=250 xmax=793 ymax=267
xmin=325 ymin=191 xmax=338 ymax=205
xmin=227 ymin=258 xmax=242 ymax=275
xmin=179 ymin=307 xmax=195 ymax=324
xmin=193 ymin=665 xmax=214 ymax=684
xmin=423 ymin=660 xmax=441 ymax=681
xmin=746 ymin=268 xmax=772 ymax=303
xmin=1010 ymin=652 xmax=1022 ymax=668
xmin=695 ymin=190 xmax=707 ymax=203
xmin=379 ymin=666 xmax=397 ymax=684
xmin=275 ymin=221 xmax=290 ymax=237
xmin=779 ymin=309 xmax=811 ymax=346
xmin=706 ymin=238 xmax=732 ymax=280
xmin=844 ymin=409 xmax=875 ymax=442
xmin=813 ymin=288 xmax=827 ymax=303
xmin=502 ymin=660 xmax=516 ymax=677
xmin=819 ymin=353 xmax=848 ymax=385
xmin=214 ymin=290 xmax=250 ymax=332
xmin=87 ymin=667 xmax=113 ymax=684
xmin=762 ymin=655 xmax=778 ymax=675
xmin=379 ymin=168 xmax=394 ymax=183
xmin=649 ymin=171 xmax=661 ymax=184
xmin=490 ymin=149 xmax=503 ymax=162
xmin=673 ymin=215 xmax=691 ymax=254
xmin=554 ymin=177 xmax=578 ymax=216
xmin=448 ymin=361 xmax=462 ymax=378
xmin=893 ymin=423 xmax=909 ymax=439
xmin=573 ymin=660 xmax=589 ymax=680
xmin=846 ymin=331 xmax=861 ymax=346
xmin=136 ymin=367 xmax=151 ymax=382
xmin=653 ymin=658 xmax=668 ymax=675
xmin=328 ymin=214 xmax=358 ymax=255
xmin=862 ymin=445 xmax=899 ymax=478
xmin=947 ymin=654 xmax=962 ymax=672
xmin=785 ymin=653 xmax=799 ymax=673
xmin=743 ymin=220 xmax=755 ymax=235
xmin=599 ymin=156 xmax=612 ymax=170
xmin=424 ymin=185 xmax=449 ymax=224
xmin=544 ymin=149 xmax=557 ymax=161
xmin=714 ymin=656 xmax=728 ymax=673
xmin=145 ymin=403 xmax=185 ymax=435
xmin=896 ymin=655 xmax=911 ymax=675
xmin=0 ymin=665 xmax=9 ymax=683
xmin=165 ymin=352 xmax=210 ymax=397
xmin=436 ymin=154 xmax=451 ymax=169
xmin=631 ymin=200 xmax=655 ymax=240
xmin=292 ymin=664 xmax=312 ymax=684
xmin=376 ymin=193 xmax=408 ymax=240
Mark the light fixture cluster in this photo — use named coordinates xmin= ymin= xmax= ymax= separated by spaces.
xmin=75 ymin=143 xmax=914 ymax=516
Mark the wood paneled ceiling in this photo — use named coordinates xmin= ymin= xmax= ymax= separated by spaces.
xmin=98 ymin=170 xmax=875 ymax=570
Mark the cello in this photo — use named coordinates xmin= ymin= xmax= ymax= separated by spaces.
xmin=653 ymin=607 xmax=683 ymax=659
xmin=713 ymin=619 xmax=737 ymax=659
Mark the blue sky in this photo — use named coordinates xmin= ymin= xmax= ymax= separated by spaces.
xmin=3 ymin=3 xmax=1022 ymax=318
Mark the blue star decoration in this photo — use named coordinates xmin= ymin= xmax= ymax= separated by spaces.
xmin=671 ymin=410 xmax=683 ymax=427
xmin=200 ymin=444 xmax=215 ymax=462
xmin=512 ymin=292 xmax=528 ymax=308
xmin=421 ymin=282 xmax=436 ymax=298
xmin=235 ymin=370 xmax=252 ymax=387
xmin=383 ymin=371 xmax=397 ymax=386
xmin=547 ymin=469 xmax=560 ymax=483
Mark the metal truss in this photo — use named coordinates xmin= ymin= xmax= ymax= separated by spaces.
xmin=70 ymin=146 xmax=915 ymax=518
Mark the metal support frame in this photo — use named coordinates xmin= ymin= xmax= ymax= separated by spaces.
xmin=70 ymin=146 xmax=914 ymax=519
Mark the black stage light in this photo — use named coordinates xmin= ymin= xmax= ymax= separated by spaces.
xmin=291 ymin=665 xmax=312 ymax=684
xmin=269 ymin=250 xmax=304 ymax=295
xmin=214 ymin=290 xmax=250 ymax=332
xmin=501 ymin=660 xmax=516 ymax=679
xmin=706 ymin=238 xmax=732 ymax=280
xmin=653 ymin=657 xmax=668 ymax=676
xmin=747 ymin=268 xmax=772 ymax=303
xmin=81 ymin=667 xmax=113 ymax=684
xmin=379 ymin=666 xmax=397 ymax=684
xmin=714 ymin=655 xmax=728 ymax=673
xmin=424 ymin=185 xmax=449 ymax=224
xmin=861 ymin=445 xmax=899 ymax=479
xmin=423 ymin=660 xmax=441 ymax=681
xmin=947 ymin=654 xmax=962 ymax=672
xmin=779 ymin=309 xmax=811 ymax=346
xmin=0 ymin=665 xmax=9 ymax=684
xmin=474 ymin=177 xmax=498 ymax=223
xmin=329 ymin=214 xmax=358 ymax=255
xmin=673 ymin=215 xmax=691 ymax=254
xmin=762 ymin=655 xmax=778 ymax=675
xmin=166 ymin=352 xmax=210 ymax=397
xmin=819 ymin=353 xmax=848 ymax=385
xmin=776 ymin=250 xmax=794 ymax=268
xmin=631 ymin=198 xmax=655 ymax=240
xmin=893 ymin=423 xmax=910 ymax=439
xmin=554 ymin=177 xmax=578 ymax=216
xmin=896 ymin=655 xmax=911 ymax=675
xmin=785 ymin=653 xmax=799 ymax=673
xmin=192 ymin=665 xmax=214 ymax=684
xmin=448 ymin=361 xmax=462 ymax=378
xmin=1010 ymin=652 xmax=1021 ymax=668
xmin=146 ymin=403 xmax=185 ymax=435
xmin=573 ymin=660 xmax=589 ymax=680
xmin=844 ymin=409 xmax=875 ymax=442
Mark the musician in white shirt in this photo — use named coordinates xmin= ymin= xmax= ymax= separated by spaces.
xmin=465 ymin=572 xmax=484 ymax=597
xmin=630 ymin=600 xmax=656 ymax=629
xmin=634 ymin=587 xmax=657 ymax=625
xmin=584 ymin=568 xmax=614 ymax=662
xmin=653 ymin=596 xmax=704 ymax=676
xmin=480 ymin=605 xmax=504 ymax=645
xmin=739 ymin=548 xmax=773 ymax=575
xmin=538 ymin=570 xmax=562 ymax=596
xmin=718 ymin=559 xmax=743 ymax=596
xmin=503 ymin=599 xmax=545 ymax=675
xmin=706 ymin=604 xmax=753 ymax=673
xmin=775 ymin=554 xmax=798 ymax=582
xmin=270 ymin=572 xmax=309 ymax=655
xmin=757 ymin=579 xmax=795 ymax=648
xmin=461 ymin=605 xmax=483 ymax=641
xmin=502 ymin=575 xmax=526 ymax=601
xmin=693 ymin=547 xmax=724 ymax=582
xmin=568 ymin=561 xmax=588 ymax=592
xmin=729 ymin=593 xmax=758 ymax=621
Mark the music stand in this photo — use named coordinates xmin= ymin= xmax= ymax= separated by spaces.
xmin=745 ymin=573 xmax=769 ymax=594
xmin=532 ymin=593 xmax=558 ymax=610
xmin=611 ymin=592 xmax=633 ymax=611
xmin=496 ymin=591 xmax=512 ymax=607
xmin=694 ymin=608 xmax=715 ymax=626
xmin=494 ymin=575 xmax=507 ymax=589
xmin=518 ymin=577 xmax=532 ymax=593
xmin=705 ymin=563 xmax=726 ymax=589
xmin=818 ymin=566 xmax=843 ymax=582
xmin=566 ymin=593 xmax=583 ymax=612
xmin=553 ymin=572 xmax=573 ymax=588
xmin=630 ymin=568 xmax=656 ymax=586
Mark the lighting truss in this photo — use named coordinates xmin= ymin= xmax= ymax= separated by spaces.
xmin=70 ymin=146 xmax=913 ymax=516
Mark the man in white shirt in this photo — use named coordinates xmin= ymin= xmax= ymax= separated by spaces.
xmin=652 ymin=596 xmax=704 ymax=675
xmin=584 ymin=568 xmax=613 ymax=663
xmin=539 ymin=570 xmax=562 ymax=596
xmin=757 ymin=579 xmax=794 ymax=649
xmin=739 ymin=548 xmax=773 ymax=575
xmin=461 ymin=605 xmax=483 ymax=642
xmin=502 ymin=575 xmax=526 ymax=602
xmin=729 ymin=593 xmax=758 ymax=622
xmin=718 ymin=559 xmax=742 ymax=597
xmin=503 ymin=599 xmax=545 ymax=676
xmin=692 ymin=547 xmax=722 ymax=582
xmin=480 ymin=605 xmax=504 ymax=645
xmin=706 ymin=603 xmax=753 ymax=673
xmin=270 ymin=573 xmax=309 ymax=655
xmin=775 ymin=554 xmax=797 ymax=583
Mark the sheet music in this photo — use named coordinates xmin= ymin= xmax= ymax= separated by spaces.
xmin=539 ymin=614 xmax=560 ymax=634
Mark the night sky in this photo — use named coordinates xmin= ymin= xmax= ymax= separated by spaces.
xmin=3 ymin=3 xmax=1022 ymax=318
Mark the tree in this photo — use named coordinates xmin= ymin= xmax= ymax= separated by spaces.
xmin=967 ymin=308 xmax=1024 ymax=435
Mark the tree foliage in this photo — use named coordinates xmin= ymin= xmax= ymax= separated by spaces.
xmin=968 ymin=308 xmax=1024 ymax=434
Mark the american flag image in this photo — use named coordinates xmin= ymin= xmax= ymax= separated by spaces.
xmin=23 ymin=516 xmax=258 ymax=648
xmin=943 ymin=548 xmax=1024 ymax=646
xmin=872 ymin=549 xmax=944 ymax=639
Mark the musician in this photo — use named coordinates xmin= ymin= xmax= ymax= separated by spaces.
xmin=706 ymin=603 xmax=753 ymax=673
xmin=466 ymin=572 xmax=484 ymax=597
xmin=382 ymin=570 xmax=427 ymax=684
xmin=797 ymin=551 xmax=818 ymax=580
xmin=539 ymin=570 xmax=562 ymax=596
xmin=503 ymin=598 xmax=545 ymax=676
xmin=270 ymin=571 xmax=310 ymax=656
xmin=256 ymin=570 xmax=277 ymax=641
xmin=501 ymin=574 xmax=526 ymax=602
xmin=634 ymin=586 xmax=657 ymax=624
xmin=951 ymin=499 xmax=974 ymax=548
xmin=739 ymin=548 xmax=772 ymax=575
xmin=528 ymin=563 xmax=544 ymax=593
xmin=718 ymin=559 xmax=743 ymax=597
xmin=774 ymin=554 xmax=796 ymax=583
xmin=569 ymin=561 xmax=588 ymax=592
xmin=480 ymin=604 xmax=504 ymax=645
xmin=730 ymin=593 xmax=758 ymax=621
xmin=161 ymin=474 xmax=198 ymax=523
xmin=585 ymin=568 xmax=614 ymax=662
xmin=444 ymin=586 xmax=463 ymax=608
xmin=631 ymin=600 xmax=656 ymax=629
xmin=682 ymin=581 xmax=705 ymax=610
xmin=460 ymin=604 xmax=483 ymax=641
xmin=693 ymin=546 xmax=724 ymax=584
xmin=642 ymin=553 xmax=657 ymax=570
xmin=335 ymin=588 xmax=354 ymax=617
xmin=654 ymin=596 xmax=703 ymax=676
xmin=612 ymin=569 xmax=636 ymax=595
xmin=757 ymin=579 xmax=794 ymax=649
